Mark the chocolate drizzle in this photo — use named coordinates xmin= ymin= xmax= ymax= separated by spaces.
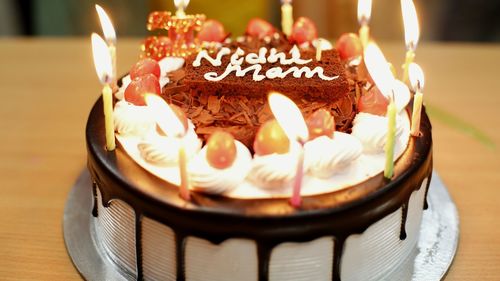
xmin=257 ymin=241 xmax=274 ymax=281
xmin=86 ymin=98 xmax=433 ymax=281
xmin=135 ymin=213 xmax=144 ymax=280
xmin=400 ymin=203 xmax=408 ymax=240
xmin=91 ymin=181 xmax=98 ymax=217
xmin=174 ymin=232 xmax=187 ymax=281
xmin=332 ymin=235 xmax=346 ymax=281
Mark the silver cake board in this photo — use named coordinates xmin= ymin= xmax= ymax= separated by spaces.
xmin=63 ymin=170 xmax=459 ymax=281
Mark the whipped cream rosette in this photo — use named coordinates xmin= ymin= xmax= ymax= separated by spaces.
xmin=137 ymin=123 xmax=201 ymax=166
xmin=113 ymin=100 xmax=156 ymax=136
xmin=351 ymin=112 xmax=405 ymax=153
xmin=247 ymin=141 xmax=302 ymax=189
xmin=304 ymin=132 xmax=362 ymax=178
xmin=189 ymin=141 xmax=252 ymax=195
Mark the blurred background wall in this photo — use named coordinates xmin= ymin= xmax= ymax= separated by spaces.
xmin=0 ymin=0 xmax=499 ymax=42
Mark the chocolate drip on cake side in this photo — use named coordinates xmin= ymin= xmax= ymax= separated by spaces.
xmin=400 ymin=203 xmax=409 ymax=240
xmin=135 ymin=213 xmax=144 ymax=280
xmin=174 ymin=232 xmax=187 ymax=281
xmin=423 ymin=163 xmax=433 ymax=210
xmin=332 ymin=235 xmax=347 ymax=281
xmin=91 ymin=181 xmax=99 ymax=217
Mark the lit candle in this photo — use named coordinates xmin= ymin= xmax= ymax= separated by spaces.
xmin=401 ymin=0 xmax=420 ymax=84
xmin=357 ymin=0 xmax=372 ymax=49
xmin=91 ymin=33 xmax=116 ymax=151
xmin=145 ymin=94 xmax=191 ymax=200
xmin=281 ymin=0 xmax=294 ymax=37
xmin=364 ymin=42 xmax=398 ymax=179
xmin=268 ymin=92 xmax=309 ymax=208
xmin=95 ymin=5 xmax=117 ymax=91
xmin=409 ymin=63 xmax=425 ymax=136
xmin=174 ymin=0 xmax=190 ymax=18
xmin=316 ymin=39 xmax=323 ymax=61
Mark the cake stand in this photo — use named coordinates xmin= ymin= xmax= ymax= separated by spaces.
xmin=63 ymin=170 xmax=459 ymax=281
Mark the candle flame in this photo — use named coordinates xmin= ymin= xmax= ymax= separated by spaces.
xmin=268 ymin=92 xmax=309 ymax=143
xmin=409 ymin=63 xmax=425 ymax=91
xmin=95 ymin=4 xmax=116 ymax=44
xmin=357 ymin=0 xmax=372 ymax=25
xmin=281 ymin=0 xmax=293 ymax=4
xmin=174 ymin=0 xmax=190 ymax=10
xmin=364 ymin=42 xmax=395 ymax=98
xmin=145 ymin=94 xmax=186 ymax=137
xmin=91 ymin=33 xmax=113 ymax=84
xmin=401 ymin=0 xmax=420 ymax=50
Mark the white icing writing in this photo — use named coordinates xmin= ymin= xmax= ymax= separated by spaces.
xmin=193 ymin=45 xmax=338 ymax=82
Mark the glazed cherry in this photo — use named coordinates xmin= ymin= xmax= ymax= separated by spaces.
xmin=253 ymin=119 xmax=290 ymax=156
xmin=124 ymin=74 xmax=161 ymax=106
xmin=336 ymin=33 xmax=363 ymax=61
xmin=289 ymin=17 xmax=318 ymax=44
xmin=197 ymin=19 xmax=227 ymax=43
xmin=358 ymin=86 xmax=389 ymax=116
xmin=206 ymin=131 xmax=237 ymax=169
xmin=130 ymin=58 xmax=161 ymax=80
xmin=307 ymin=109 xmax=335 ymax=140
xmin=246 ymin=18 xmax=275 ymax=39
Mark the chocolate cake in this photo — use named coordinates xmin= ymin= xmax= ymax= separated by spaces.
xmin=83 ymin=7 xmax=434 ymax=281
xmin=165 ymin=47 xmax=355 ymax=146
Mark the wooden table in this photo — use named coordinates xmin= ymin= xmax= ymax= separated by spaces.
xmin=0 ymin=38 xmax=499 ymax=280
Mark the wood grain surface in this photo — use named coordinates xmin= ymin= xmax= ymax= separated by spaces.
xmin=0 ymin=38 xmax=499 ymax=280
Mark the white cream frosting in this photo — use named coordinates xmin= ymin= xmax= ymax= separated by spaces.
xmin=158 ymin=57 xmax=185 ymax=77
xmin=351 ymin=112 xmax=405 ymax=153
xmin=247 ymin=142 xmax=301 ymax=190
xmin=113 ymin=100 xmax=156 ymax=136
xmin=137 ymin=126 xmax=202 ymax=167
xmin=115 ymin=75 xmax=131 ymax=100
xmin=115 ymin=105 xmax=411 ymax=198
xmin=189 ymin=141 xmax=252 ymax=195
xmin=312 ymin=38 xmax=334 ymax=51
xmin=304 ymin=133 xmax=363 ymax=179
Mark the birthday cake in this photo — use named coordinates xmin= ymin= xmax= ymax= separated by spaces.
xmin=87 ymin=2 xmax=432 ymax=281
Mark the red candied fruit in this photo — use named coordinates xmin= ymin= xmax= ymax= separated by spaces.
xmin=253 ymin=119 xmax=290 ymax=156
xmin=206 ymin=131 xmax=237 ymax=169
xmin=245 ymin=18 xmax=275 ymax=39
xmin=124 ymin=74 xmax=161 ymax=106
xmin=307 ymin=109 xmax=336 ymax=140
xmin=197 ymin=19 xmax=228 ymax=43
xmin=130 ymin=58 xmax=161 ymax=80
xmin=358 ymin=86 xmax=389 ymax=116
xmin=289 ymin=17 xmax=318 ymax=45
xmin=336 ymin=33 xmax=363 ymax=61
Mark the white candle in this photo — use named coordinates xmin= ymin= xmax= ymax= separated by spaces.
xmin=281 ymin=0 xmax=293 ymax=36
xmin=357 ymin=0 xmax=372 ymax=49
xmin=316 ymin=39 xmax=323 ymax=61
xmin=409 ymin=63 xmax=425 ymax=136
xmin=401 ymin=0 xmax=420 ymax=83
xmin=174 ymin=0 xmax=190 ymax=18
